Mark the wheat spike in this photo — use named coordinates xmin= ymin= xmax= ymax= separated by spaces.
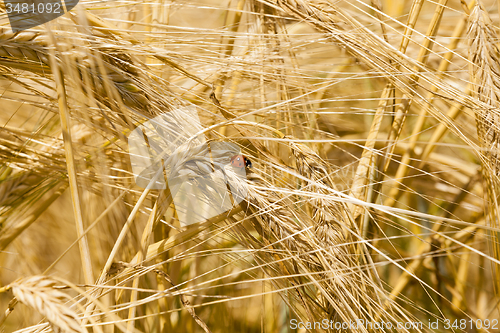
xmin=9 ymin=276 xmax=86 ymax=333
xmin=467 ymin=2 xmax=500 ymax=175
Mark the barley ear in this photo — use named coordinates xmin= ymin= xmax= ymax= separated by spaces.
xmin=7 ymin=276 xmax=86 ymax=333
xmin=467 ymin=2 xmax=500 ymax=175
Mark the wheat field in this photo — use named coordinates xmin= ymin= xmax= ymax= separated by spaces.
xmin=0 ymin=0 xmax=498 ymax=332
